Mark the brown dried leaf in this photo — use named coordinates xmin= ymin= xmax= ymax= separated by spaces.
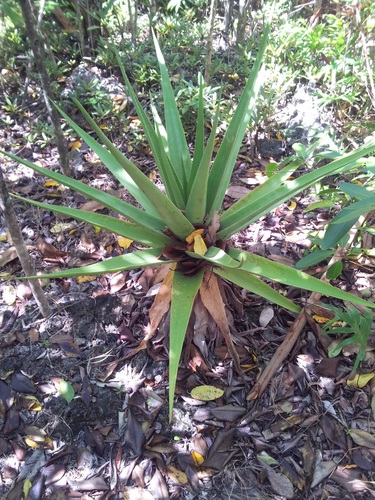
xmin=203 ymin=429 xmax=235 ymax=470
xmin=149 ymin=467 xmax=169 ymax=499
xmin=320 ymin=415 xmax=347 ymax=450
xmin=3 ymin=407 xmax=20 ymax=435
xmin=0 ymin=246 xmax=33 ymax=267
xmin=11 ymin=372 xmax=36 ymax=394
xmin=210 ymin=404 xmax=246 ymax=422
xmin=109 ymin=271 xmax=127 ymax=293
xmin=37 ymin=239 xmax=69 ymax=263
xmin=332 ymin=465 xmax=370 ymax=493
xmin=226 ymin=185 xmax=251 ymax=199
xmin=265 ymin=467 xmax=294 ymax=499
xmin=349 ymin=429 xmax=375 ymax=448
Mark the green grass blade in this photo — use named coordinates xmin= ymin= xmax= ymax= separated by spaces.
xmin=206 ymin=25 xmax=270 ymax=219
xmin=169 ymin=269 xmax=204 ymax=419
xmin=1 ymin=150 xmax=165 ymax=232
xmin=56 ymin=102 xmax=194 ymax=239
xmin=153 ymin=30 xmax=191 ymax=195
xmin=219 ymin=139 xmax=375 ymax=239
xmin=214 ymin=267 xmax=301 ymax=313
xmin=228 ymin=247 xmax=375 ymax=309
xmin=185 ymin=100 xmax=220 ymax=224
xmin=116 ymin=55 xmax=185 ymax=209
xmin=21 ymin=248 xmax=170 ymax=280
xmin=12 ymin=195 xmax=174 ymax=247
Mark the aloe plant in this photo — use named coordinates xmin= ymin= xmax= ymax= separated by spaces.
xmin=2 ymin=28 xmax=375 ymax=418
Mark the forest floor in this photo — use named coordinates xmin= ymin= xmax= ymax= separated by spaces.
xmin=1 ymin=82 xmax=375 ymax=500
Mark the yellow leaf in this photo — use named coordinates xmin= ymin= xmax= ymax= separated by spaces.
xmin=127 ymin=144 xmax=134 ymax=152
xmin=118 ymin=237 xmax=133 ymax=249
xmin=76 ymin=275 xmax=96 ymax=284
xmin=347 ymin=373 xmax=375 ymax=388
xmin=148 ymin=170 xmax=157 ymax=181
xmin=50 ymin=222 xmax=74 ymax=234
xmin=287 ymin=200 xmax=297 ymax=210
xmin=69 ymin=140 xmax=82 ymax=151
xmin=93 ymin=225 xmax=101 ymax=234
xmin=276 ymin=131 xmax=284 ymax=141
xmin=193 ymin=234 xmax=207 ymax=256
xmin=166 ymin=466 xmax=188 ymax=486
xmin=313 ymin=314 xmax=330 ymax=324
xmin=190 ymin=385 xmax=224 ymax=401
xmin=186 ymin=228 xmax=204 ymax=244
xmin=191 ymin=451 xmax=205 ymax=466
xmin=228 ymin=73 xmax=240 ymax=80
xmin=186 ymin=229 xmax=207 ymax=254
xmin=3 ymin=285 xmax=16 ymax=306
xmin=44 ymin=180 xmax=60 ymax=188
xmin=99 ymin=124 xmax=108 ymax=130
xmin=23 ymin=478 xmax=32 ymax=499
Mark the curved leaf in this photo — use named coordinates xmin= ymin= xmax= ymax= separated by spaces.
xmin=1 ymin=150 xmax=165 ymax=232
xmin=12 ymin=194 xmax=174 ymax=247
xmin=20 ymin=248 xmax=170 ymax=280
xmin=228 ymin=247 xmax=375 ymax=309
xmin=214 ymin=266 xmax=300 ymax=312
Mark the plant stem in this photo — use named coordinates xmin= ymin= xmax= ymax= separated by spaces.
xmin=0 ymin=165 xmax=51 ymax=318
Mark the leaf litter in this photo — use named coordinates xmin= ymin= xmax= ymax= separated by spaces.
xmin=2 ymin=129 xmax=375 ymax=500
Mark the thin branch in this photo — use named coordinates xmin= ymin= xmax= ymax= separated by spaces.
xmin=0 ymin=164 xmax=51 ymax=317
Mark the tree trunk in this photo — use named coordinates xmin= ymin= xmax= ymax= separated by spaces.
xmin=236 ymin=0 xmax=249 ymax=47
xmin=18 ymin=0 xmax=72 ymax=177
xmin=0 ymin=165 xmax=51 ymax=318
xmin=204 ymin=0 xmax=218 ymax=84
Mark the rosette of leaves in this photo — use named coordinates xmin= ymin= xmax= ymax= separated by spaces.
xmin=2 ymin=28 xmax=375 ymax=418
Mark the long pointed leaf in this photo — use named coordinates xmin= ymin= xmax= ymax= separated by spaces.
xmin=12 ymin=195 xmax=174 ymax=247
xmin=190 ymin=74 xmax=205 ymax=186
xmin=213 ymin=267 xmax=301 ymax=313
xmin=21 ymin=248 xmax=170 ymax=280
xmin=149 ymin=99 xmax=186 ymax=207
xmin=228 ymin=247 xmax=375 ymax=309
xmin=185 ymin=100 xmax=221 ymax=223
xmin=116 ymin=55 xmax=186 ymax=208
xmin=206 ymin=25 xmax=270 ymax=219
xmin=1 ymin=150 xmax=165 ymax=232
xmin=57 ymin=102 xmax=194 ymax=240
xmin=219 ymin=139 xmax=375 ymax=239
xmin=169 ymin=269 xmax=204 ymax=418
xmin=153 ymin=31 xmax=191 ymax=194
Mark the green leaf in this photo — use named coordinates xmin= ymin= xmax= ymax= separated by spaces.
xmin=12 ymin=194 xmax=174 ymax=248
xmin=326 ymin=260 xmax=343 ymax=280
xmin=21 ymin=248 xmax=170 ymax=280
xmin=153 ymin=30 xmax=191 ymax=195
xmin=295 ymin=249 xmax=334 ymax=269
xmin=228 ymin=247 xmax=375 ymax=310
xmin=59 ymin=380 xmax=75 ymax=404
xmin=219 ymin=138 xmax=375 ymax=239
xmin=206 ymin=25 xmax=270 ymax=220
xmin=214 ymin=266 xmax=301 ymax=313
xmin=58 ymin=101 xmax=194 ymax=240
xmin=340 ymin=182 xmax=374 ymax=200
xmin=116 ymin=55 xmax=186 ymax=208
xmin=190 ymin=74 xmax=205 ymax=187
xmin=169 ymin=269 xmax=204 ymax=419
xmin=185 ymin=98 xmax=221 ymax=224
xmin=2 ymin=150 xmax=165 ymax=233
